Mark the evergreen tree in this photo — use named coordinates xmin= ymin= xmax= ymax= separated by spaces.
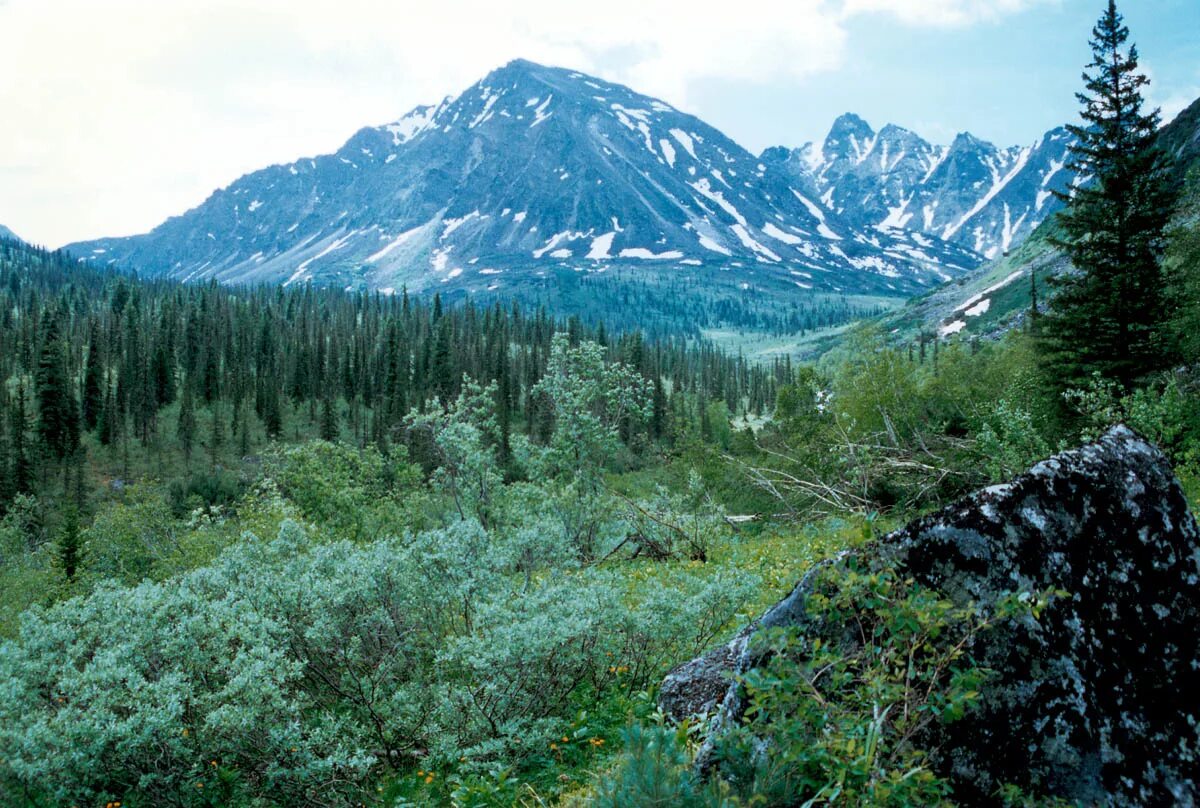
xmin=178 ymin=383 xmax=197 ymax=469
xmin=262 ymin=384 xmax=283 ymax=440
xmin=320 ymin=397 xmax=338 ymax=442
xmin=56 ymin=504 xmax=82 ymax=582
xmin=209 ymin=401 xmax=225 ymax=469
xmin=10 ymin=382 xmax=33 ymax=496
xmin=97 ymin=385 xmax=117 ymax=448
xmin=36 ymin=313 xmax=80 ymax=462
xmin=1043 ymin=0 xmax=1176 ymax=390
xmin=81 ymin=322 xmax=105 ymax=431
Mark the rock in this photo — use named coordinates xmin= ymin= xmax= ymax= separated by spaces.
xmin=661 ymin=426 xmax=1200 ymax=806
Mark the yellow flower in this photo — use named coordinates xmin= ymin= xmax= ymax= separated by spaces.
xmin=424 ymin=775 xmax=434 ymax=784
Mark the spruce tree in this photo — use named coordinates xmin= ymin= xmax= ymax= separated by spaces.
xmin=178 ymin=383 xmax=197 ymax=469
xmin=1043 ymin=0 xmax=1176 ymax=390
xmin=9 ymin=383 xmax=33 ymax=498
xmin=319 ymin=397 xmax=338 ymax=442
xmin=56 ymin=504 xmax=82 ymax=582
xmin=81 ymin=323 xmax=105 ymax=431
xmin=209 ymin=400 xmax=224 ymax=469
xmin=36 ymin=313 xmax=80 ymax=462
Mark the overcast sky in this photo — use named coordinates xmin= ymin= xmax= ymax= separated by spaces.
xmin=1 ymin=0 xmax=1197 ymax=248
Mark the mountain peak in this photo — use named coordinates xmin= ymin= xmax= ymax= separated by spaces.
xmin=829 ymin=112 xmax=875 ymax=139
xmin=823 ymin=113 xmax=877 ymax=164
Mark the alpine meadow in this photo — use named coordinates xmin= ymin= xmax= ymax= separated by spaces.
xmin=2 ymin=1 xmax=1200 ymax=806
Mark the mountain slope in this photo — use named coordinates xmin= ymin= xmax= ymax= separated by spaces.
xmin=765 ymin=114 xmax=1078 ymax=260
xmin=0 ymin=224 xmax=21 ymax=243
xmin=863 ymin=94 xmax=1200 ymax=349
xmin=68 ymin=61 xmax=980 ymax=306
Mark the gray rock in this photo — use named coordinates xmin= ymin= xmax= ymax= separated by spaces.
xmin=661 ymin=425 xmax=1200 ymax=806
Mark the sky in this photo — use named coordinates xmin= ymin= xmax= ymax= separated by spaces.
xmin=0 ymin=0 xmax=1197 ymax=248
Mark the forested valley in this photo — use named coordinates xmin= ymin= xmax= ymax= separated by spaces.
xmin=3 ymin=2 xmax=1200 ymax=806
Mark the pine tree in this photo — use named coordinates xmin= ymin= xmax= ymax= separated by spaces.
xmin=178 ymin=383 xmax=197 ymax=469
xmin=651 ymin=375 xmax=667 ymax=440
xmin=81 ymin=322 xmax=104 ymax=431
xmin=56 ymin=504 xmax=82 ymax=582
xmin=209 ymin=400 xmax=225 ymax=469
xmin=262 ymin=384 xmax=283 ymax=440
xmin=36 ymin=313 xmax=80 ymax=462
xmin=1043 ymin=0 xmax=1176 ymax=390
xmin=319 ymin=397 xmax=338 ymax=442
xmin=98 ymin=385 xmax=117 ymax=447
xmin=10 ymin=383 xmax=33 ymax=496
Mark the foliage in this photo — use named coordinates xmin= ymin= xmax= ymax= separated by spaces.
xmin=1042 ymin=0 xmax=1177 ymax=390
xmin=405 ymin=378 xmax=504 ymax=528
xmin=619 ymin=471 xmax=729 ymax=562
xmin=713 ymin=568 xmax=1058 ymax=807
xmin=593 ymin=723 xmax=735 ymax=808
xmin=1166 ymin=168 xmax=1200 ymax=360
xmin=597 ymin=568 xmax=1060 ymax=808
xmin=262 ymin=440 xmax=425 ymax=541
xmin=0 ymin=500 xmax=758 ymax=806
xmin=975 ymin=400 xmax=1052 ymax=482
xmin=746 ymin=332 xmax=1056 ymax=518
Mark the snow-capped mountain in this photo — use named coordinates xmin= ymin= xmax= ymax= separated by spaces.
xmin=68 ymin=60 xmax=981 ymax=299
xmin=765 ymin=114 xmax=1078 ymax=260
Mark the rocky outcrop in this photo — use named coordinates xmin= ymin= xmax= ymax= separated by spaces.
xmin=661 ymin=426 xmax=1200 ymax=806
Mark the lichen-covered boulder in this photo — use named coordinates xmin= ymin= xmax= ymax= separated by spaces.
xmin=661 ymin=426 xmax=1200 ymax=806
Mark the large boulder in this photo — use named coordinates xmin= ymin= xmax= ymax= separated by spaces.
xmin=661 ymin=426 xmax=1200 ymax=806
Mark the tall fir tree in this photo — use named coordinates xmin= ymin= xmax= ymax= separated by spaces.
xmin=81 ymin=322 xmax=105 ymax=431
xmin=1043 ymin=0 xmax=1176 ymax=390
xmin=10 ymin=382 xmax=33 ymax=497
xmin=35 ymin=312 xmax=79 ymax=463
xmin=178 ymin=383 xmax=197 ymax=469
xmin=319 ymin=397 xmax=338 ymax=442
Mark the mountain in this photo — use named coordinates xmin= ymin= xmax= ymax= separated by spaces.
xmin=857 ymin=94 xmax=1200 ymax=350
xmin=764 ymin=114 xmax=1079 ymax=260
xmin=68 ymin=61 xmax=982 ymax=313
xmin=1159 ymin=96 xmax=1200 ymax=180
xmin=0 ymin=224 xmax=21 ymax=243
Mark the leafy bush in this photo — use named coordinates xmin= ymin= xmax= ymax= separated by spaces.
xmin=594 ymin=724 xmax=734 ymax=808
xmin=975 ymin=400 xmax=1052 ymax=482
xmin=0 ymin=516 xmax=757 ymax=806
xmin=596 ymin=566 xmax=1060 ymax=808
xmin=262 ymin=440 xmax=425 ymax=541
xmin=709 ymin=567 xmax=1059 ymax=806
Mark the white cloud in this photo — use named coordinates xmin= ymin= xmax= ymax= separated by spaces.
xmin=840 ymin=0 xmax=1055 ymax=27
xmin=0 ymin=0 xmax=1051 ymax=247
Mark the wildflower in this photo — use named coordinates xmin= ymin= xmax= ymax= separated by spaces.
xmin=549 ymin=743 xmax=558 ymax=751
xmin=424 ymin=775 xmax=434 ymax=784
